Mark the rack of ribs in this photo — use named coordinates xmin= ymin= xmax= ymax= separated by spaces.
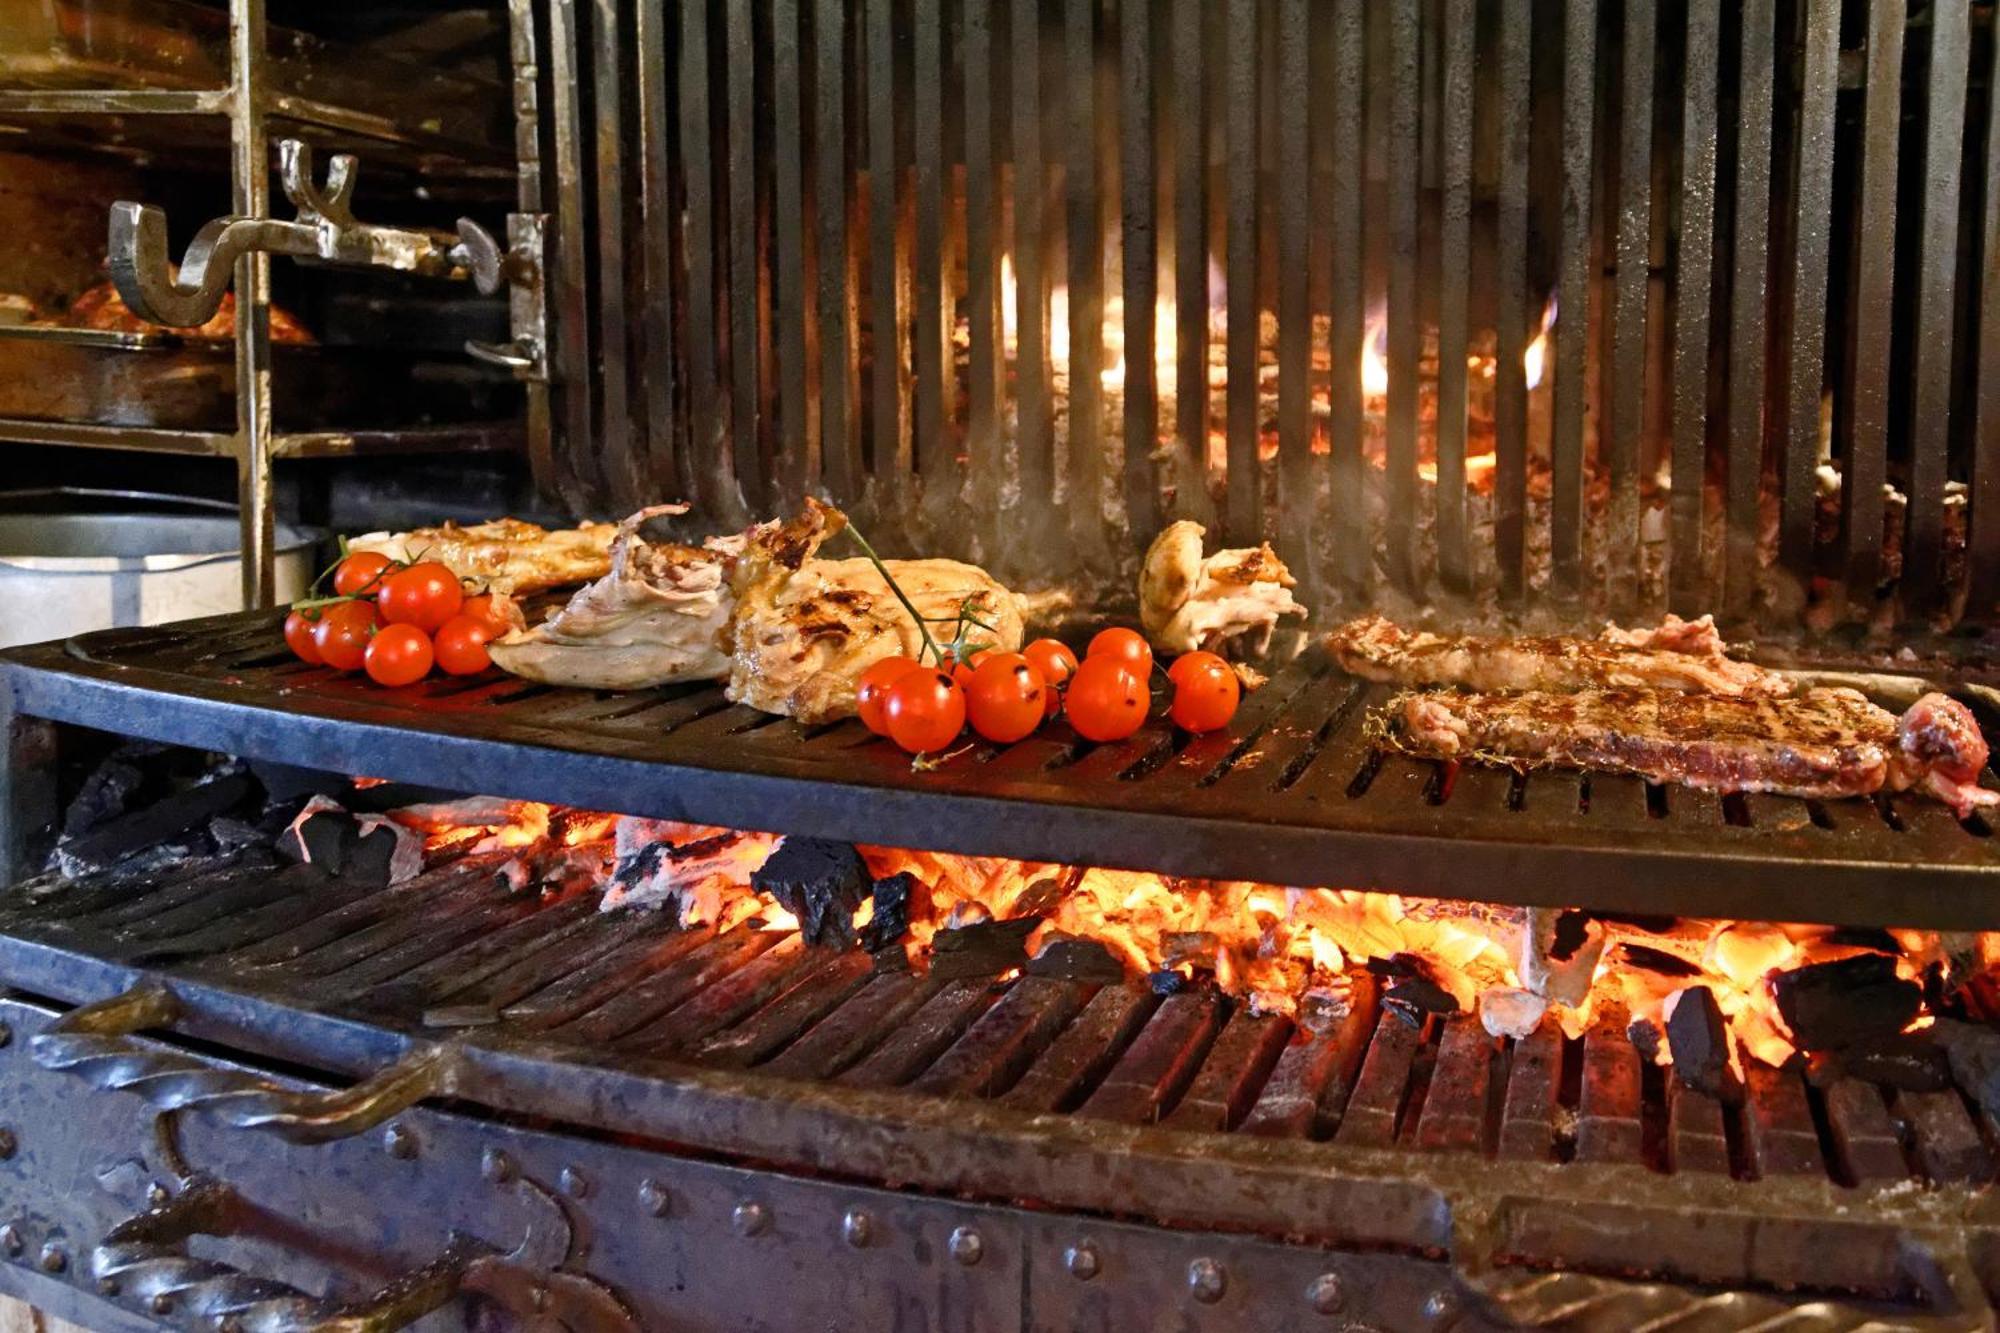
xmin=1380 ymin=687 xmax=2000 ymax=817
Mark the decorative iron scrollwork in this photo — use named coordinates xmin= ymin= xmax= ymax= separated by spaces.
xmin=92 ymin=1177 xmax=485 ymax=1333
xmin=107 ymin=139 xmax=536 ymax=330
xmin=29 ymin=982 xmax=456 ymax=1144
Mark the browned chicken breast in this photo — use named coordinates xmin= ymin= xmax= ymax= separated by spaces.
xmin=349 ymin=516 xmax=620 ymax=595
xmin=1140 ymin=520 xmax=1305 ymax=658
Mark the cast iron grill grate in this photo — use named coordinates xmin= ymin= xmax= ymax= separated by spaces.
xmin=7 ymin=612 xmax=2000 ymax=927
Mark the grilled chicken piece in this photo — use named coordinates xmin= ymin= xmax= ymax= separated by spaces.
xmin=487 ymin=504 xmax=736 ymax=689
xmin=1380 ymin=686 xmax=1999 ymax=816
xmin=725 ymin=499 xmax=1028 ymax=723
xmin=349 ymin=516 xmax=620 ymax=596
xmin=1140 ymin=520 xmax=1306 ymax=658
xmin=1327 ymin=613 xmax=1794 ymax=698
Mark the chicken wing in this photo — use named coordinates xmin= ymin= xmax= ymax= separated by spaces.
xmin=1139 ymin=520 xmax=1306 ymax=658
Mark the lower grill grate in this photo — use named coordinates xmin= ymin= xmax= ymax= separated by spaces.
xmin=6 ymin=611 xmax=2000 ymax=927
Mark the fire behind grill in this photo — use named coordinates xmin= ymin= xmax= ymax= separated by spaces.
xmin=5 ymin=829 xmax=1997 ymax=1310
xmin=6 ymin=611 xmax=1999 ymax=928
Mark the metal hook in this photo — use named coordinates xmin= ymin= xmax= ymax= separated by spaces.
xmin=277 ymin=140 xmax=359 ymax=227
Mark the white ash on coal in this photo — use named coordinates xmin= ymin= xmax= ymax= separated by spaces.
xmin=276 ymin=795 xmax=423 ymax=886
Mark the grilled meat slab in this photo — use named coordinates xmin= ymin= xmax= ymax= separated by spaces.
xmin=1327 ymin=613 xmax=1793 ymax=698
xmin=351 ymin=516 xmax=620 ymax=595
xmin=1380 ymin=687 xmax=1999 ymax=816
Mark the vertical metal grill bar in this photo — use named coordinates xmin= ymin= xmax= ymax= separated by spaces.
xmin=1607 ymin=0 xmax=1654 ymax=609
xmin=1668 ymin=0 xmax=1719 ymax=613
xmin=1722 ymin=0 xmax=1774 ymax=615
xmin=1170 ymin=0 xmax=1213 ymax=526
xmin=1120 ymin=0 xmax=1161 ymax=538
xmin=772 ymin=0 xmax=812 ymax=500
xmin=1383 ymin=0 xmax=1420 ymax=591
xmin=589 ymin=0 xmax=638 ymax=509
xmin=1780 ymin=0 xmax=1837 ymax=593
xmin=1066 ymin=0 xmax=1105 ymax=540
xmin=1328 ymin=0 xmax=1366 ymax=591
xmin=866 ymin=0 xmax=910 ymax=487
xmin=814 ymin=0 xmax=859 ymax=498
xmin=725 ymin=0 xmax=766 ymax=511
xmin=1550 ymin=0 xmax=1595 ymax=597
xmin=1493 ymin=0 xmax=1531 ymax=602
xmin=1014 ymin=0 xmax=1053 ymax=509
xmin=963 ymin=0 xmax=1000 ymax=495
xmin=1433 ymin=0 xmax=1473 ymax=595
xmin=547 ymin=0 xmax=595 ymax=510
xmin=636 ymin=0 xmax=680 ymax=499
xmin=1972 ymin=3 xmax=2000 ymax=611
xmin=230 ymin=0 xmax=274 ymax=606
xmin=1905 ymin=0 xmax=1968 ymax=618
xmin=1223 ymin=0 xmax=1260 ymax=544
xmin=1846 ymin=0 xmax=1903 ymax=605
xmin=914 ymin=0 xmax=951 ymax=492
xmin=679 ymin=0 xmax=729 ymax=518
xmin=1275 ymin=0 xmax=1315 ymax=589
xmin=508 ymin=0 xmax=556 ymax=498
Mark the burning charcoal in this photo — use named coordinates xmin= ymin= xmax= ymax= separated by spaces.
xmin=1383 ymin=977 xmax=1459 ymax=1027
xmin=930 ymin=916 xmax=1039 ymax=979
xmin=1934 ymin=1020 xmax=2000 ymax=1118
xmin=277 ymin=796 xmax=359 ymax=873
xmin=1617 ymin=944 xmax=1703 ymax=978
xmin=1771 ymin=953 xmax=1923 ymax=1052
xmin=1479 ymin=987 xmax=1547 ymax=1040
xmin=1627 ymin=1018 xmax=1663 ymax=1064
xmin=1149 ymin=969 xmax=1191 ymax=995
xmin=943 ymin=901 xmax=993 ymax=930
xmin=1027 ymin=934 xmax=1126 ymax=982
xmin=206 ymin=814 xmax=269 ymax=854
xmin=1296 ymin=984 xmax=1354 ymax=1035
xmin=752 ymin=837 xmax=872 ymax=948
xmin=1549 ymin=910 xmax=1591 ymax=962
xmin=1163 ymin=931 xmax=1221 ymax=971
xmin=1519 ymin=907 xmax=1605 ymax=1007
xmin=859 ymin=873 xmax=916 ymax=953
xmin=1665 ymin=986 xmax=1740 ymax=1102
xmin=1823 ymin=926 xmax=1902 ymax=955
xmin=345 ymin=824 xmax=423 ymax=888
xmin=1009 ymin=875 xmax=1071 ymax=919
xmin=62 ymin=757 xmax=143 ymax=838
xmin=61 ymin=771 xmax=258 ymax=877
xmin=1805 ymin=1033 xmax=1951 ymax=1092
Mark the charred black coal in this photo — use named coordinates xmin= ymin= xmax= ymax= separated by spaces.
xmin=1550 ymin=910 xmax=1591 ymax=962
xmin=1617 ymin=944 xmax=1703 ymax=978
xmin=63 ymin=770 xmax=256 ymax=876
xmin=930 ymin=916 xmax=1039 ymax=979
xmin=751 ymin=837 xmax=871 ymax=948
xmin=62 ymin=755 xmax=144 ymax=839
xmin=859 ymin=872 xmax=916 ymax=953
xmin=1772 ymin=953 xmax=1923 ymax=1052
xmin=1370 ymin=954 xmax=1459 ymax=1026
xmin=1935 ymin=1020 xmax=2000 ymax=1118
xmin=1805 ymin=1033 xmax=1952 ymax=1092
xmin=279 ymin=806 xmax=358 ymax=873
xmin=1627 ymin=1017 xmax=1663 ymax=1064
xmin=1666 ymin=986 xmax=1738 ymax=1101
xmin=1028 ymin=934 xmax=1126 ymax=982
xmin=1010 ymin=875 xmax=1072 ymax=918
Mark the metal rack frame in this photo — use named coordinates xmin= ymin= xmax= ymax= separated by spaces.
xmin=0 ymin=0 xmax=528 ymax=607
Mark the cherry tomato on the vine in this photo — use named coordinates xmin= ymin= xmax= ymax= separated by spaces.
xmin=1064 ymin=656 xmax=1149 ymax=742
xmin=332 ymin=550 xmax=395 ymax=598
xmin=378 ymin=561 xmax=464 ymax=633
xmin=283 ymin=609 xmax=324 ymax=665
xmin=1086 ymin=626 xmax=1153 ymax=679
xmin=461 ymin=591 xmax=525 ymax=634
xmin=882 ymin=668 xmax=967 ymax=754
xmin=364 ymin=623 xmax=434 ymax=687
xmin=964 ymin=653 xmax=1047 ymax=744
xmin=857 ymin=656 xmax=925 ymax=736
xmin=1023 ymin=639 xmax=1078 ymax=718
xmin=950 ymin=646 xmax=1000 ymax=689
xmin=433 ymin=614 xmax=501 ymax=676
xmin=1167 ymin=650 xmax=1229 ymax=689
xmin=312 ymin=599 xmax=381 ymax=672
xmin=1168 ymin=654 xmax=1241 ymax=733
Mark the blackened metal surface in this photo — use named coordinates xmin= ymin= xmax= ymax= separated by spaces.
xmin=1434 ymin=0 xmax=1474 ymax=597
xmin=1491 ymin=0 xmax=1531 ymax=603
xmin=1550 ymin=0 xmax=1595 ymax=599
xmin=1221 ymin=0 xmax=1259 ymax=548
xmin=1722 ymin=0 xmax=1773 ymax=616
xmin=1606 ymin=0 xmax=1653 ymax=611
xmin=1383 ymin=0 xmax=1420 ymax=594
xmin=1169 ymin=0 xmax=1212 ymax=532
xmin=1325 ymin=0 xmax=1365 ymax=593
xmin=1780 ymin=0 xmax=1837 ymax=597
xmin=1668 ymin=0 xmax=1719 ymax=615
xmin=7 ymin=614 xmax=2000 ymax=925
xmin=1846 ymin=0 xmax=1904 ymax=603
xmin=1119 ymin=0 xmax=1161 ymax=543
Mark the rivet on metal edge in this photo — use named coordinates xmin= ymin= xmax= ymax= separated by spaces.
xmin=1187 ymin=1257 xmax=1226 ymax=1304
xmin=0 ymin=1129 xmax=16 ymax=1160
xmin=97 ymin=1277 xmax=118 ymax=1297
xmin=1423 ymin=1288 xmax=1461 ymax=1327
xmin=1063 ymin=1243 xmax=1100 ymax=1281
xmin=731 ymin=1201 xmax=769 ymax=1238
xmin=146 ymin=1183 xmax=171 ymax=1209
xmin=948 ymin=1227 xmax=983 ymax=1267
xmin=37 ymin=1243 xmax=64 ymax=1274
xmin=559 ymin=1166 xmax=590 ymax=1199
xmin=1307 ymin=1272 xmax=1344 ymax=1315
xmin=481 ymin=1149 xmax=515 ymax=1184
xmin=841 ymin=1209 xmax=872 ymax=1248
xmin=382 ymin=1124 xmax=417 ymax=1160
xmin=150 ymin=1294 xmax=173 ymax=1316
xmin=0 ymin=1225 xmax=20 ymax=1258
xmin=637 ymin=1178 xmax=669 ymax=1217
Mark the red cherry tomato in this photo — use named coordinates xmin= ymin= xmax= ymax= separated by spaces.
xmin=1168 ymin=655 xmax=1241 ymax=733
xmin=378 ymin=561 xmax=464 ymax=633
xmin=857 ymin=656 xmax=925 ymax=736
xmin=364 ymin=623 xmax=434 ymax=687
xmin=965 ymin=653 xmax=1048 ymax=744
xmin=950 ymin=646 xmax=1001 ymax=689
xmin=1064 ymin=657 xmax=1149 ymax=742
xmin=882 ymin=668 xmax=967 ymax=754
xmin=283 ymin=609 xmax=324 ymax=665
xmin=1023 ymin=639 xmax=1078 ymax=718
xmin=433 ymin=614 xmax=501 ymax=676
xmin=332 ymin=550 xmax=395 ymax=598
xmin=1167 ymin=650 xmax=1230 ymax=689
xmin=461 ymin=591 xmax=526 ymax=634
xmin=1086 ymin=626 xmax=1154 ymax=678
xmin=312 ymin=599 xmax=380 ymax=672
